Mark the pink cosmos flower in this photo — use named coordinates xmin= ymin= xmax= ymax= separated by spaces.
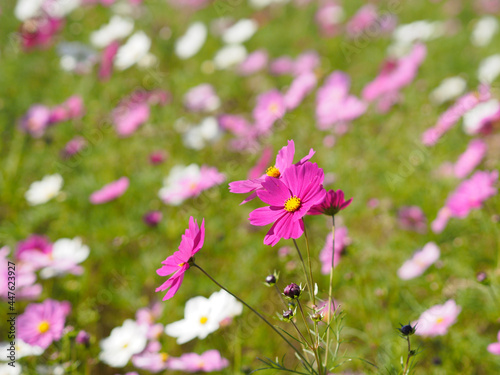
xmin=90 ymin=177 xmax=129 ymax=204
xmin=249 ymin=162 xmax=326 ymax=246
xmin=316 ymin=71 xmax=367 ymax=131
xmin=21 ymin=17 xmax=64 ymax=50
xmin=183 ymin=84 xmax=220 ymax=113
xmin=18 ymin=299 xmax=71 ymax=349
xmin=487 ymin=331 xmax=500 ymax=355
xmin=1 ymin=247 xmax=42 ymax=301
xmin=319 ymin=227 xmax=350 ymax=274
xmin=143 ymin=211 xmax=162 ymax=227
xmin=16 ymin=235 xmax=53 ymax=260
xmin=284 ymin=72 xmax=317 ymax=110
xmin=238 ymin=49 xmax=268 ymax=75
xmin=49 ymin=95 xmax=84 ymax=123
xmin=453 ymin=139 xmax=487 ymax=178
xmin=397 ymin=206 xmax=427 ymax=233
xmin=229 ymin=140 xmax=315 ymax=204
xmin=217 ymin=114 xmax=260 ymax=152
xmin=159 ymin=165 xmax=225 ymax=206
xmin=156 ymin=217 xmax=205 ymax=300
xmin=269 ymin=56 xmax=295 ymax=76
xmin=315 ymin=1 xmax=344 ymax=37
xmin=61 ymin=136 xmax=87 ymax=158
xmin=414 ymin=300 xmax=461 ymax=337
xmin=293 ymin=51 xmax=320 ymax=76
xmin=397 ymin=242 xmax=440 ymax=280
xmin=346 ymin=4 xmax=378 ymax=37
xmin=431 ymin=170 xmax=498 ymax=233
xmin=149 ymin=150 xmax=167 ymax=165
xmin=19 ymin=105 xmax=52 ymax=138
xmin=99 ymin=40 xmax=120 ymax=81
xmin=422 ymin=85 xmax=491 ymax=145
xmin=169 ymin=350 xmax=229 ymax=373
xmin=132 ymin=344 xmax=172 ymax=373
xmin=248 ymin=146 xmax=273 ymax=179
xmin=308 ymin=189 xmax=353 ymax=216
xmin=362 ymin=43 xmax=427 ymax=113
xmin=253 ymin=90 xmax=286 ymax=135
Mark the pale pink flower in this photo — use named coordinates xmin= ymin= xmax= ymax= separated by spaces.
xmin=49 ymin=95 xmax=84 ymax=123
xmin=453 ymin=139 xmax=487 ymax=178
xmin=397 ymin=242 xmax=440 ymax=280
xmin=238 ymin=49 xmax=268 ymax=75
xmin=183 ymin=84 xmax=220 ymax=113
xmin=284 ymin=72 xmax=317 ymax=110
xmin=253 ymin=90 xmax=286 ymax=134
xmin=1 ymin=247 xmax=42 ymax=301
xmin=269 ymin=56 xmax=295 ymax=75
xmin=431 ymin=170 xmax=498 ymax=233
xmin=169 ymin=350 xmax=229 ymax=373
xmin=487 ymin=330 xmax=500 ymax=355
xmin=61 ymin=136 xmax=87 ymax=158
xmin=293 ymin=51 xmax=320 ymax=76
xmin=132 ymin=344 xmax=172 ymax=373
xmin=319 ymin=227 xmax=350 ymax=274
xmin=414 ymin=300 xmax=461 ymax=337
xmin=18 ymin=299 xmax=71 ymax=349
xmin=316 ymin=71 xmax=367 ymax=130
xmin=217 ymin=114 xmax=259 ymax=152
xmin=315 ymin=1 xmax=344 ymax=37
xmin=90 ymin=177 xmax=129 ymax=204
xmin=362 ymin=43 xmax=427 ymax=113
xmin=398 ymin=206 xmax=427 ymax=233
xmin=346 ymin=4 xmax=378 ymax=37
xmin=19 ymin=105 xmax=52 ymax=138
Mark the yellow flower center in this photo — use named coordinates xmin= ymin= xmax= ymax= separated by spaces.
xmin=199 ymin=316 xmax=208 ymax=325
xmin=269 ymin=103 xmax=279 ymax=114
xmin=436 ymin=317 xmax=444 ymax=324
xmin=284 ymin=196 xmax=301 ymax=212
xmin=266 ymin=166 xmax=280 ymax=178
xmin=38 ymin=321 xmax=50 ymax=334
xmin=160 ymin=352 xmax=169 ymax=362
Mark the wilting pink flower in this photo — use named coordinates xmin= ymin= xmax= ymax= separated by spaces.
xmin=284 ymin=72 xmax=317 ymax=110
xmin=156 ymin=217 xmax=204 ymax=300
xmin=169 ymin=350 xmax=229 ymax=373
xmin=229 ymin=140 xmax=314 ymax=204
xmin=315 ymin=1 xmax=344 ymax=37
xmin=422 ymin=85 xmax=491 ymax=145
xmin=308 ymin=189 xmax=352 ymax=216
xmin=398 ymin=206 xmax=427 ymax=233
xmin=18 ymin=299 xmax=71 ymax=349
xmin=269 ymin=56 xmax=295 ymax=76
xmin=431 ymin=170 xmax=498 ymax=233
xmin=316 ymin=71 xmax=367 ymax=130
xmin=16 ymin=235 xmax=53 ymax=260
xmin=253 ymin=90 xmax=286 ymax=134
xmin=454 ymin=139 xmax=487 ymax=178
xmin=1 ymin=247 xmax=42 ymax=301
xmin=238 ymin=49 xmax=268 ymax=75
xmin=414 ymin=300 xmax=461 ymax=337
xmin=249 ymin=162 xmax=326 ymax=246
xmin=90 ymin=177 xmax=129 ymax=204
xmin=61 ymin=136 xmax=87 ymax=158
xmin=159 ymin=165 xmax=225 ymax=206
xmin=397 ymin=242 xmax=440 ymax=280
xmin=319 ymin=227 xmax=350 ymax=274
xmin=19 ymin=105 xmax=52 ymax=138
xmin=143 ymin=211 xmax=162 ymax=227
xmin=21 ymin=17 xmax=64 ymax=50
xmin=487 ymin=331 xmax=500 ymax=355
xmin=99 ymin=40 xmax=119 ymax=81
xmin=362 ymin=43 xmax=427 ymax=113
xmin=184 ymin=84 xmax=220 ymax=113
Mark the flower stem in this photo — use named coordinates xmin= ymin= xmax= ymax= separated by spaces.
xmin=192 ymin=263 xmax=315 ymax=373
xmin=403 ymin=336 xmax=413 ymax=375
xmin=303 ymin=224 xmax=316 ymax=306
xmin=298 ymin=300 xmax=324 ymax=375
xmin=324 ymin=215 xmax=335 ymax=369
xmin=293 ymin=238 xmax=314 ymax=303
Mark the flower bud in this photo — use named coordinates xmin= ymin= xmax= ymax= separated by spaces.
xmin=398 ymin=323 xmax=416 ymax=336
xmin=265 ymin=274 xmax=276 ymax=286
xmin=310 ymin=313 xmax=323 ymax=322
xmin=282 ymin=309 xmax=294 ymax=322
xmin=283 ymin=283 xmax=301 ymax=299
xmin=75 ymin=330 xmax=90 ymax=346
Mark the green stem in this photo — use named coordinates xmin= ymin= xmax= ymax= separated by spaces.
xmin=303 ymin=224 xmax=316 ymax=306
xmin=192 ymin=263 xmax=314 ymax=372
xmin=403 ymin=336 xmax=412 ymax=375
xmin=324 ymin=215 xmax=336 ymax=368
xmin=298 ymin=300 xmax=324 ymax=375
xmin=293 ymin=239 xmax=314 ymax=302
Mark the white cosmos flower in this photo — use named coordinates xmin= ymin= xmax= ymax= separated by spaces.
xmin=249 ymin=0 xmax=289 ymax=9
xmin=114 ymin=31 xmax=151 ymax=70
xmin=165 ymin=290 xmax=242 ymax=344
xmin=90 ymin=16 xmax=134 ymax=49
xmin=39 ymin=237 xmax=90 ymax=279
xmin=175 ymin=22 xmax=207 ymax=59
xmin=158 ymin=164 xmax=201 ymax=206
xmin=478 ymin=54 xmax=500 ymax=84
xmin=183 ymin=117 xmax=223 ymax=150
xmin=471 ymin=16 xmax=498 ymax=47
xmin=389 ymin=20 xmax=444 ymax=57
xmin=0 ymin=340 xmax=44 ymax=360
xmin=213 ymin=44 xmax=247 ymax=69
xmin=99 ymin=320 xmax=148 ymax=368
xmin=25 ymin=174 xmax=63 ymax=206
xmin=42 ymin=0 xmax=81 ymax=19
xmin=463 ymin=99 xmax=500 ymax=134
xmin=222 ymin=19 xmax=258 ymax=44
xmin=14 ymin=0 xmax=44 ymax=21
xmin=429 ymin=76 xmax=467 ymax=105
xmin=0 ymin=363 xmax=21 ymax=375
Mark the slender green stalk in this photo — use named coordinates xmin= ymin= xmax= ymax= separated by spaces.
xmin=293 ymin=239 xmax=314 ymax=302
xmin=298 ymin=300 xmax=324 ymax=375
xmin=324 ymin=215 xmax=335 ymax=368
xmin=403 ymin=336 xmax=413 ymax=375
xmin=192 ymin=263 xmax=313 ymax=371
xmin=303 ymin=224 xmax=316 ymax=306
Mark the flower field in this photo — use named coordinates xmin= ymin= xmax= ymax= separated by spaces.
xmin=1 ymin=0 xmax=500 ymax=374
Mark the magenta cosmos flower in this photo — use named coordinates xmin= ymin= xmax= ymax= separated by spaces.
xmin=156 ymin=217 xmax=205 ymax=300
xmin=18 ymin=299 xmax=71 ymax=349
xmin=488 ymin=331 xmax=500 ymax=355
xmin=414 ymin=300 xmax=461 ymax=337
xmin=308 ymin=188 xmax=353 ymax=216
xmin=90 ymin=177 xmax=129 ymax=204
xmin=229 ymin=140 xmax=314 ymax=204
xmin=249 ymin=162 xmax=326 ymax=246
xmin=453 ymin=139 xmax=487 ymax=179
